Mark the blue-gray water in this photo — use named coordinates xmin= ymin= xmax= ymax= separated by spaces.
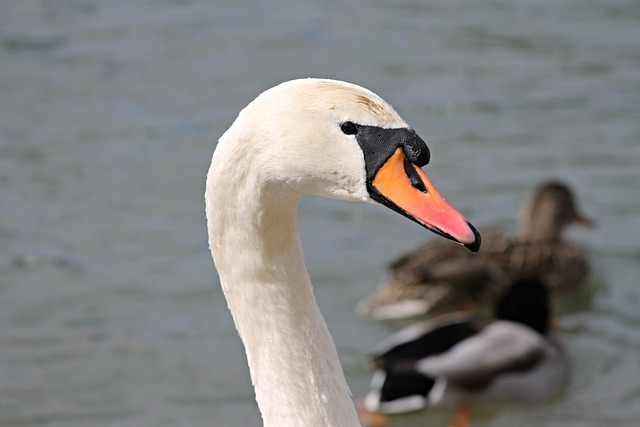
xmin=1 ymin=1 xmax=639 ymax=426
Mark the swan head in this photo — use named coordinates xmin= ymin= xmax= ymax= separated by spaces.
xmin=212 ymin=78 xmax=480 ymax=251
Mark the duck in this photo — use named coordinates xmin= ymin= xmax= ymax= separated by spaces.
xmin=357 ymin=181 xmax=594 ymax=319
xmin=362 ymin=277 xmax=570 ymax=426
xmin=205 ymin=78 xmax=481 ymax=427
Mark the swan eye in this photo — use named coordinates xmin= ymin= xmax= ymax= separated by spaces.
xmin=340 ymin=121 xmax=359 ymax=135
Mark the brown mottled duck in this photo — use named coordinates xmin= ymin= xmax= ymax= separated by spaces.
xmin=357 ymin=181 xmax=593 ymax=319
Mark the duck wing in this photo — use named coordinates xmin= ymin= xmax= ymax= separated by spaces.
xmin=371 ymin=313 xmax=482 ymax=369
xmin=416 ymin=321 xmax=546 ymax=390
xmin=481 ymin=239 xmax=590 ymax=292
xmin=357 ymin=230 xmax=510 ymax=318
xmin=365 ymin=314 xmax=483 ymax=413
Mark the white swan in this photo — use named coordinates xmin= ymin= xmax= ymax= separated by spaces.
xmin=205 ymin=78 xmax=481 ymax=427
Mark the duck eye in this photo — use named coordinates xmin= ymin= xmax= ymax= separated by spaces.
xmin=340 ymin=121 xmax=358 ymax=135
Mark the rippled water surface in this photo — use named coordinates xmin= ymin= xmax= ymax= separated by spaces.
xmin=1 ymin=1 xmax=639 ymax=426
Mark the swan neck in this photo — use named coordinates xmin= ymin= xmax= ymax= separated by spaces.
xmin=206 ymin=166 xmax=359 ymax=426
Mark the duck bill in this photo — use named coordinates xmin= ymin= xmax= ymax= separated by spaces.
xmin=573 ymin=212 xmax=596 ymax=228
xmin=369 ymin=148 xmax=481 ymax=252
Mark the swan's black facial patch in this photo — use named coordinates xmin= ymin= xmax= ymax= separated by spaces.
xmin=354 ymin=125 xmax=431 ymax=232
xmin=354 ymin=125 xmax=430 ymax=183
xmin=340 ymin=121 xmax=359 ymax=135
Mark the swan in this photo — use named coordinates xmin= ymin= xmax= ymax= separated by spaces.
xmin=357 ymin=181 xmax=593 ymax=319
xmin=362 ymin=277 xmax=569 ymax=425
xmin=205 ymin=78 xmax=481 ymax=427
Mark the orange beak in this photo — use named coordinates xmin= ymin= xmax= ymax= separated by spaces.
xmin=370 ymin=148 xmax=481 ymax=252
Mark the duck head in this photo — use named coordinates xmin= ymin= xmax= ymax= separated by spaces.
xmin=494 ymin=277 xmax=551 ymax=335
xmin=521 ymin=180 xmax=594 ymax=241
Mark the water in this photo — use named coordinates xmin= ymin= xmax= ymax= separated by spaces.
xmin=1 ymin=1 xmax=639 ymax=426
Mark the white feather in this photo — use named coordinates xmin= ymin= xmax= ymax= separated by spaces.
xmin=206 ymin=79 xmax=409 ymax=427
